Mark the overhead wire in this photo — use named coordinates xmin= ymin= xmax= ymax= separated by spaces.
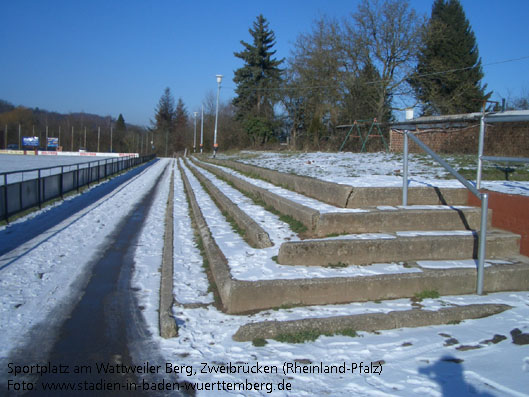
xmin=220 ymin=54 xmax=529 ymax=93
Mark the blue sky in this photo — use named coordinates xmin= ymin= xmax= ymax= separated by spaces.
xmin=2 ymin=0 xmax=528 ymax=126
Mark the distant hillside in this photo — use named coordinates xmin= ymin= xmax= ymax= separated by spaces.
xmin=0 ymin=99 xmax=149 ymax=154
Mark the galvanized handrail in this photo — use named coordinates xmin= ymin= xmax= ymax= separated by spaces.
xmin=476 ymin=112 xmax=529 ymax=188
xmin=402 ymin=130 xmax=489 ymax=295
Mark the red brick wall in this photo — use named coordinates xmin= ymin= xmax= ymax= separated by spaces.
xmin=468 ymin=191 xmax=529 ymax=256
xmin=390 ymin=122 xmax=529 ymax=156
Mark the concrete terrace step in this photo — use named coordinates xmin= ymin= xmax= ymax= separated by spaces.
xmin=191 ymin=158 xmax=487 ymax=236
xmin=198 ymin=156 xmax=469 ymax=207
xmin=278 ymin=229 xmax=521 ymax=267
xmin=315 ymin=206 xmax=489 ymax=236
xmin=181 ymin=157 xmax=529 ymax=313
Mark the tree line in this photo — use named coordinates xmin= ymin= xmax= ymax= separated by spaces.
xmin=3 ymin=0 xmax=527 ymax=156
xmin=0 ymin=99 xmax=150 ymax=154
xmin=152 ymin=0 xmax=528 ymax=155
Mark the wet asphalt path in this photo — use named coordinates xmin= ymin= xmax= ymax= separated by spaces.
xmin=6 ymin=162 xmax=187 ymax=396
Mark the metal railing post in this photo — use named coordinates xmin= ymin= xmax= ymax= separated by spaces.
xmin=3 ymin=174 xmax=8 ymax=223
xmin=476 ymin=113 xmax=486 ymax=189
xmin=402 ymin=130 xmax=409 ymax=206
xmin=38 ymin=169 xmax=42 ymax=209
xmin=477 ymin=193 xmax=489 ymax=295
xmin=87 ymin=163 xmax=91 ymax=188
xmin=60 ymin=166 xmax=64 ymax=199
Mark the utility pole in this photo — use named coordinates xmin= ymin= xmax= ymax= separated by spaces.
xmin=200 ymin=105 xmax=204 ymax=153
xmin=4 ymin=124 xmax=7 ymax=149
xmin=110 ymin=126 xmax=113 ymax=153
xmin=18 ymin=124 xmax=21 ymax=149
xmin=97 ymin=126 xmax=101 ymax=152
xmin=59 ymin=126 xmax=61 ymax=148
xmin=46 ymin=125 xmax=49 ymax=150
xmin=71 ymin=126 xmax=74 ymax=151
xmin=193 ymin=112 xmax=198 ymax=152
xmin=213 ymin=74 xmax=222 ymax=158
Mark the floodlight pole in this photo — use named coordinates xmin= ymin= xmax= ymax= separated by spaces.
xmin=213 ymin=74 xmax=222 ymax=158
xmin=200 ymin=105 xmax=204 ymax=153
xmin=193 ymin=111 xmax=198 ymax=153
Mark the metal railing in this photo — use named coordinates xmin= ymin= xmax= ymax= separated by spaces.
xmin=476 ymin=111 xmax=529 ymax=188
xmin=1 ymin=154 xmax=155 ymax=222
xmin=402 ymin=131 xmax=489 ymax=295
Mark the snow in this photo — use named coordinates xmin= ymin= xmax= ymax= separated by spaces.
xmin=1 ymin=152 xmax=529 ymax=396
xmin=0 ymin=153 xmax=113 ymax=184
xmin=225 ymin=151 xmax=529 ymax=197
xmin=0 ymin=159 xmax=169 ymax=366
xmin=193 ymin=159 xmax=371 ymax=213
xmin=417 ymin=259 xmax=512 ymax=269
xmin=181 ymin=159 xmax=419 ymax=280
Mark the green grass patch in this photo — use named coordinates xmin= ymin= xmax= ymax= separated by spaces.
xmin=252 ymin=338 xmax=268 ymax=347
xmin=325 ymin=233 xmax=341 ymax=238
xmin=272 ymin=303 xmax=297 ymax=311
xmin=327 ymin=261 xmax=349 ymax=268
xmin=335 ymin=329 xmax=358 ymax=338
xmin=271 ymin=255 xmax=279 ymax=263
xmin=273 ymin=328 xmax=359 ymax=344
xmin=221 ymin=211 xmax=246 ymax=238
xmin=275 ymin=329 xmax=324 ymax=344
xmin=278 ymin=213 xmax=308 ymax=234
xmin=413 ymin=289 xmax=440 ymax=301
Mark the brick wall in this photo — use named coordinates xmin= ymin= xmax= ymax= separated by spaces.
xmin=390 ymin=122 xmax=529 ymax=156
xmin=468 ymin=191 xmax=529 ymax=256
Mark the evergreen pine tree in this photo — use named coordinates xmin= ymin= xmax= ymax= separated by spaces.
xmin=174 ymin=98 xmax=188 ymax=152
xmin=152 ymin=87 xmax=176 ymax=157
xmin=410 ymin=0 xmax=489 ymax=115
xmin=116 ymin=114 xmax=126 ymax=131
xmin=233 ymin=15 xmax=283 ymax=145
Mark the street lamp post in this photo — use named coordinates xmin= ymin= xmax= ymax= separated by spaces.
xmin=193 ymin=111 xmax=198 ymax=153
xmin=213 ymin=74 xmax=222 ymax=158
xmin=200 ymin=105 xmax=204 ymax=154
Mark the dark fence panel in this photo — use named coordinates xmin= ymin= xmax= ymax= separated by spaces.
xmin=43 ymin=174 xmax=61 ymax=202
xmin=1 ymin=154 xmax=155 ymax=222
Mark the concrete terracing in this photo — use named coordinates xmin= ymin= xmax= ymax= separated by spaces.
xmin=189 ymin=157 xmax=487 ymax=237
xmin=199 ymin=156 xmax=468 ymax=207
xmin=181 ymin=156 xmax=529 ymax=315
xmin=278 ymin=230 xmax=520 ymax=267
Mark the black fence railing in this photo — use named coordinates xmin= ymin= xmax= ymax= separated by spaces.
xmin=0 ymin=154 xmax=156 ymax=222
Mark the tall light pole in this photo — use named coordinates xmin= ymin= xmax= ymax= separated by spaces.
xmin=193 ymin=111 xmax=198 ymax=153
xmin=213 ymin=74 xmax=222 ymax=158
xmin=200 ymin=105 xmax=204 ymax=153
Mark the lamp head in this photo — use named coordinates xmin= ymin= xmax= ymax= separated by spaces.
xmin=216 ymin=74 xmax=223 ymax=84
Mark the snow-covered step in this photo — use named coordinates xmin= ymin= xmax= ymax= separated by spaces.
xmin=278 ymin=229 xmax=521 ymax=267
xmin=198 ymin=157 xmax=469 ymax=207
xmin=314 ymin=206 xmax=489 ymax=236
xmin=191 ymin=158 xmax=488 ymax=236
